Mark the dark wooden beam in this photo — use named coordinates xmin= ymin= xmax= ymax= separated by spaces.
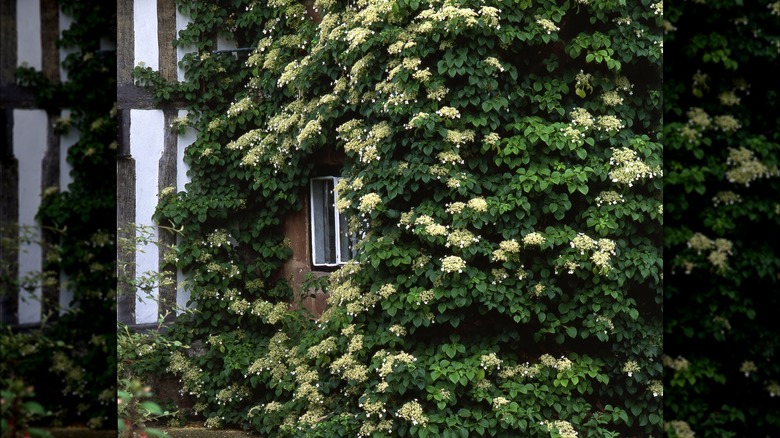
xmin=117 ymin=0 xmax=133 ymax=86
xmin=40 ymin=0 xmax=59 ymax=83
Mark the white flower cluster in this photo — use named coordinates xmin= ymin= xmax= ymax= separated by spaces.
xmin=493 ymin=239 xmax=521 ymax=261
xmin=719 ymin=90 xmax=741 ymax=106
xmin=666 ymin=421 xmax=695 ymax=438
xmin=726 ymin=147 xmax=777 ymax=186
xmin=686 ymin=232 xmax=733 ymax=271
xmin=396 ymin=400 xmax=428 ymax=426
xmin=438 ymin=150 xmax=464 ymax=165
xmin=560 ymin=107 xmax=601 ymax=144
xmin=662 ymin=355 xmax=690 ymax=371
xmin=483 ymin=132 xmax=501 ymax=148
xmin=570 ymin=233 xmax=596 ymax=254
xmin=492 ymin=397 xmax=509 ymax=408
xmin=596 ymin=315 xmax=614 ymax=334
xmin=712 ymin=191 xmax=741 ymax=206
xmin=377 ymin=352 xmax=417 ymax=378
xmin=389 ymin=324 xmax=407 ymax=337
xmin=441 ymin=255 xmax=466 ymax=273
xmin=340 ymin=120 xmax=392 ymax=163
xmin=499 ymin=362 xmax=542 ymax=380
xmin=535 ymin=16 xmax=560 ymax=34
xmin=740 ymin=360 xmax=757 ymax=377
xmin=444 ymin=129 xmax=476 ymax=145
xmin=687 ymin=107 xmax=711 ymax=128
xmin=480 ymin=352 xmax=503 ymax=371
xmin=436 ymin=106 xmax=461 ymax=119
xmin=615 ymin=75 xmax=634 ymax=94
xmin=767 ymin=381 xmax=780 ymax=397
xmin=595 ymin=191 xmax=624 ymax=206
xmin=540 ymin=354 xmax=573 ymax=370
xmin=468 ymin=197 xmax=488 ymax=212
xmin=651 ymin=1 xmax=663 ymax=15
xmin=358 ymin=193 xmax=383 ymax=214
xmin=479 ymin=6 xmax=501 ymax=28
xmin=601 ymin=90 xmax=624 ymax=106
xmin=609 ymin=147 xmax=661 ymax=187
xmin=713 ymin=114 xmax=741 ymax=132
xmin=594 ymin=115 xmax=624 ymax=133
xmin=623 ymin=360 xmax=641 ymax=377
xmin=570 ymin=107 xmax=594 ymax=128
xmin=647 ymin=380 xmax=663 ymax=397
xmin=447 ymin=229 xmax=479 ymax=248
xmin=543 ymin=420 xmax=578 ymax=438
xmin=770 ymin=1 xmax=780 ymax=16
xmin=523 ymin=232 xmax=546 ymax=247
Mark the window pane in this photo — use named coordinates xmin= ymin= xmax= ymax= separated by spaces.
xmin=311 ymin=178 xmax=336 ymax=265
xmin=338 ymin=210 xmax=354 ymax=263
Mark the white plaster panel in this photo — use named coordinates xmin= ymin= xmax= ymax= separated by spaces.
xmin=13 ymin=110 xmax=48 ymax=324
xmin=133 ymin=0 xmax=159 ymax=71
xmin=175 ymin=9 xmax=195 ymax=82
xmin=130 ymin=109 xmax=164 ymax=324
xmin=16 ymin=0 xmax=42 ymax=70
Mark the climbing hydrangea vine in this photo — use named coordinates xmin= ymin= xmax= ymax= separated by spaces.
xmin=663 ymin=0 xmax=780 ymax=435
xmin=137 ymin=0 xmax=662 ymax=435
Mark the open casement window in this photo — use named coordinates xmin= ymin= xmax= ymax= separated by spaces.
xmin=310 ymin=176 xmax=356 ymax=267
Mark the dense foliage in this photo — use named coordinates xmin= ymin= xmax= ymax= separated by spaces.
xmin=2 ymin=0 xmax=117 ymax=431
xmin=663 ymin=0 xmax=780 ymax=436
xmin=137 ymin=0 xmax=663 ymax=435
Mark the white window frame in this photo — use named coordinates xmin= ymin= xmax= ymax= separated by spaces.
xmin=310 ymin=176 xmax=353 ymax=267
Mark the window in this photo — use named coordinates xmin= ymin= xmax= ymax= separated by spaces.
xmin=310 ymin=176 xmax=355 ymax=267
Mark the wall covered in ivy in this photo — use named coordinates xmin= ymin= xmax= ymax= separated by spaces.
xmin=664 ymin=0 xmax=780 ymax=436
xmin=134 ymin=0 xmax=663 ymax=435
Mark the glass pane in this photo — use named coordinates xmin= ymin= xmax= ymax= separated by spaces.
xmin=338 ymin=210 xmax=353 ymax=263
xmin=311 ymin=178 xmax=336 ymax=265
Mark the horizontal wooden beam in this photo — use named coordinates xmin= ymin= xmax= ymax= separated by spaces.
xmin=0 ymin=85 xmax=37 ymax=109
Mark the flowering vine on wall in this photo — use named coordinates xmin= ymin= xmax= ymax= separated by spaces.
xmin=3 ymin=0 xmax=117 ymax=430
xmin=663 ymin=0 xmax=780 ymax=435
xmin=136 ymin=0 xmax=663 ymax=435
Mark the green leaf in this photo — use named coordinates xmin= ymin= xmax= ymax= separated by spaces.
xmin=140 ymin=401 xmax=164 ymax=415
xmin=23 ymin=401 xmax=46 ymax=415
xmin=566 ymin=326 xmax=577 ymax=338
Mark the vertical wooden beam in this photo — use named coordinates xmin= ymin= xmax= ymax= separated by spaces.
xmin=0 ymin=0 xmax=16 ymax=85
xmin=40 ymin=110 xmax=59 ymax=317
xmin=157 ymin=0 xmax=179 ymax=321
xmin=39 ymin=0 xmax=60 ymax=317
xmin=0 ymin=109 xmax=19 ymax=323
xmin=116 ymin=109 xmax=135 ymax=324
xmin=0 ymin=0 xmax=18 ymax=323
xmin=157 ymin=0 xmax=177 ymax=83
xmin=39 ymin=0 xmax=59 ymax=83
xmin=158 ymin=109 xmax=177 ymax=320
xmin=117 ymin=0 xmax=133 ymax=86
